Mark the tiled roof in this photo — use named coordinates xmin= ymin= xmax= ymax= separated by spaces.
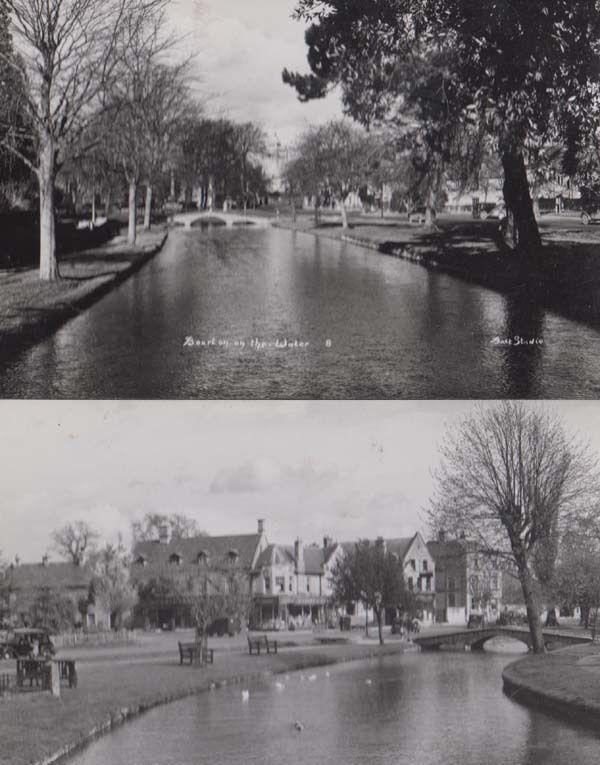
xmin=386 ymin=536 xmax=417 ymax=561
xmin=4 ymin=561 xmax=92 ymax=591
xmin=256 ymin=544 xmax=295 ymax=569
xmin=132 ymin=533 xmax=263 ymax=575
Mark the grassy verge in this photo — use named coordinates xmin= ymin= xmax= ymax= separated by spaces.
xmin=0 ymin=227 xmax=168 ymax=358
xmin=0 ymin=638 xmax=405 ymax=765
xmin=502 ymin=643 xmax=600 ymax=727
xmin=275 ymin=216 xmax=600 ymax=326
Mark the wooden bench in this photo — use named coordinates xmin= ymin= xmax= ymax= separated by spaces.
xmin=178 ymin=641 xmax=214 ymax=665
xmin=247 ymin=635 xmax=278 ymax=655
xmin=16 ymin=658 xmax=51 ymax=689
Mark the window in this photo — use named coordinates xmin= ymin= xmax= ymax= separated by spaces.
xmin=422 ymin=560 xmax=428 ymax=572
xmin=197 ymin=550 xmax=209 ymax=565
xmin=307 ymin=578 xmax=310 ymax=593
xmin=408 ymin=577 xmax=414 ymax=590
xmin=263 ymin=575 xmax=271 ymax=591
xmin=426 ymin=578 xmax=431 ymax=592
xmin=346 ymin=602 xmax=355 ymax=616
xmin=275 ymin=576 xmax=285 ymax=593
xmin=417 ymin=578 xmax=422 ymax=591
xmin=448 ymin=577 xmax=455 ymax=592
xmin=448 ymin=594 xmax=456 ymax=607
xmin=410 ymin=559 xmax=416 ymax=570
xmin=169 ymin=553 xmax=182 ymax=565
xmin=289 ymin=580 xmax=293 ymax=592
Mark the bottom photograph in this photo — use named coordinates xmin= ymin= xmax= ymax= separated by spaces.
xmin=1 ymin=400 xmax=600 ymax=765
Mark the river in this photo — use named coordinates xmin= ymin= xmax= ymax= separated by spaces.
xmin=2 ymin=226 xmax=600 ymax=398
xmin=66 ymin=644 xmax=600 ymax=765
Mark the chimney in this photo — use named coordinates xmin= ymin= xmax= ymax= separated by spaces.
xmin=438 ymin=529 xmax=446 ymax=543
xmin=14 ymin=555 xmax=20 ymax=567
xmin=323 ymin=535 xmax=332 ymax=549
xmin=257 ymin=519 xmax=265 ymax=534
xmin=158 ymin=523 xmax=170 ymax=544
xmin=294 ymin=538 xmax=305 ymax=573
xmin=42 ymin=554 xmax=49 ymax=567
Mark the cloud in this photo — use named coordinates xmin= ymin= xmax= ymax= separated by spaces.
xmin=210 ymin=457 xmax=338 ymax=494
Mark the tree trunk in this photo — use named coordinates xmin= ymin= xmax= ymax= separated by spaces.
xmin=143 ymin=185 xmax=152 ymax=230
xmin=170 ymin=169 xmax=176 ymax=200
xmin=518 ymin=564 xmax=545 ymax=653
xmin=128 ymin=180 xmax=137 ymax=245
xmin=376 ymin=609 xmax=384 ymax=645
xmin=105 ymin=190 xmax=112 ymax=219
xmin=291 ymin=199 xmax=296 ymax=223
xmin=381 ymin=183 xmax=384 ymax=219
xmin=38 ymin=134 xmax=59 ymax=281
xmin=208 ymin=176 xmax=214 ymax=211
xmin=91 ymin=182 xmax=96 ymax=226
xmin=339 ymin=199 xmax=349 ymax=229
xmin=501 ymin=147 xmax=542 ymax=251
xmin=364 ymin=607 xmax=369 ymax=637
xmin=424 ymin=184 xmax=438 ymax=229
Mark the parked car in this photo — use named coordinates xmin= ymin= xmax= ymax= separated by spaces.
xmin=206 ymin=617 xmax=240 ymax=637
xmin=2 ymin=628 xmax=55 ymax=659
xmin=579 ymin=186 xmax=600 ymax=224
xmin=408 ymin=206 xmax=427 ymax=223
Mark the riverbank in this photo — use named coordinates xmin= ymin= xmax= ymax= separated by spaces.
xmin=502 ymin=642 xmax=600 ymax=727
xmin=0 ymin=636 xmax=406 ymax=765
xmin=274 ymin=215 xmax=600 ymax=326
xmin=0 ymin=227 xmax=168 ymax=359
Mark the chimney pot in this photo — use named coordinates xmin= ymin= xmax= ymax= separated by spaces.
xmin=257 ymin=519 xmax=265 ymax=534
xmin=42 ymin=554 xmax=49 ymax=566
xmin=158 ymin=523 xmax=170 ymax=544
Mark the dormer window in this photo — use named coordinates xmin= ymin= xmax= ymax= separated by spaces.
xmin=169 ymin=552 xmax=183 ymax=566
xmin=227 ymin=549 xmax=239 ymax=563
xmin=197 ymin=550 xmax=209 ymax=565
xmin=135 ymin=555 xmax=147 ymax=567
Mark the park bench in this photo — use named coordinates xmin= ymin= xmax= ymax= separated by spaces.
xmin=178 ymin=641 xmax=214 ymax=666
xmin=247 ymin=635 xmax=278 ymax=655
xmin=16 ymin=658 xmax=51 ymax=689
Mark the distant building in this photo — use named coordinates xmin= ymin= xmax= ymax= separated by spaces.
xmin=340 ymin=533 xmax=436 ymax=627
xmin=130 ymin=520 xmax=268 ymax=630
xmin=252 ymin=536 xmax=343 ymax=629
xmin=1 ymin=556 xmax=111 ymax=629
xmin=427 ymin=532 xmax=502 ymax=625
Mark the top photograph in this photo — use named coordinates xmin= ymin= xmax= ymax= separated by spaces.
xmin=1 ymin=0 xmax=599 ymax=399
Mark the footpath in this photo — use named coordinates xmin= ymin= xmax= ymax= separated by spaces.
xmin=503 ymin=642 xmax=600 ymax=726
xmin=0 ymin=635 xmax=406 ymax=765
xmin=275 ymin=214 xmax=600 ymax=326
xmin=0 ymin=227 xmax=168 ymax=358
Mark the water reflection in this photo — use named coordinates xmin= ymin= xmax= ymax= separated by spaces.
xmin=66 ymin=652 xmax=600 ymax=765
xmin=1 ymin=227 xmax=600 ymax=397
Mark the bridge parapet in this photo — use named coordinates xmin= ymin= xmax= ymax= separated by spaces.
xmin=413 ymin=626 xmax=591 ymax=652
xmin=171 ymin=211 xmax=272 ymax=229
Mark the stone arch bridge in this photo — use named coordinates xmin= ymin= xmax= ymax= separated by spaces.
xmin=413 ymin=626 xmax=592 ymax=652
xmin=171 ymin=211 xmax=272 ymax=229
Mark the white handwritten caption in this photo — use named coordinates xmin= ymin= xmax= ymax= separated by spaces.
xmin=183 ymin=336 xmax=332 ymax=349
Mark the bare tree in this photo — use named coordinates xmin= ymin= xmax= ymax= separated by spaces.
xmin=330 ymin=538 xmax=410 ymax=645
xmin=131 ymin=512 xmax=205 ymax=544
xmin=52 ymin=521 xmax=99 ymax=566
xmin=232 ymin=123 xmax=266 ymax=214
xmin=427 ymin=402 xmax=599 ymax=653
xmin=1 ymin=0 xmax=165 ymax=279
xmin=89 ymin=539 xmax=137 ymax=629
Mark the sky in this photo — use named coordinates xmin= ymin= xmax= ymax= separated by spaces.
xmin=3 ymin=401 xmax=600 ymax=564
xmin=166 ymin=0 xmax=344 ymax=143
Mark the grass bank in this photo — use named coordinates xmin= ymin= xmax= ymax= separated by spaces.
xmin=0 ymin=637 xmax=406 ymax=765
xmin=502 ymin=642 xmax=600 ymax=727
xmin=275 ymin=215 xmax=600 ymax=327
xmin=0 ymin=227 xmax=168 ymax=359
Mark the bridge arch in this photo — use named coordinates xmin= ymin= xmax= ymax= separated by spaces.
xmin=469 ymin=630 xmax=532 ymax=651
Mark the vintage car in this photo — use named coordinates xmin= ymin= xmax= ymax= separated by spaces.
xmin=206 ymin=617 xmax=241 ymax=637
xmin=1 ymin=628 xmax=56 ymax=659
